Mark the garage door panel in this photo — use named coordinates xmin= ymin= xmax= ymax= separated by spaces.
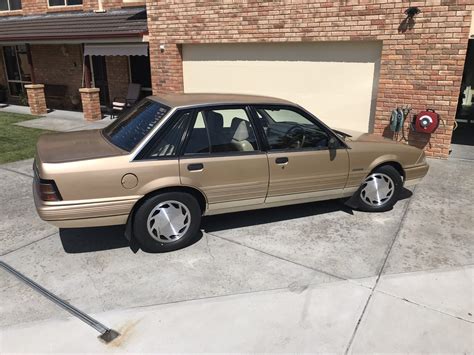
xmin=183 ymin=42 xmax=382 ymax=132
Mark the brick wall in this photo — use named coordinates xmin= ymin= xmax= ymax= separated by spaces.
xmin=146 ymin=0 xmax=474 ymax=158
xmin=31 ymin=44 xmax=83 ymax=109
xmin=25 ymin=84 xmax=47 ymax=115
xmin=79 ymin=87 xmax=101 ymax=120
xmin=106 ymin=55 xmax=130 ymax=103
xmin=0 ymin=43 xmax=132 ymax=109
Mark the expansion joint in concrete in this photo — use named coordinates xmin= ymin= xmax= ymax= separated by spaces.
xmin=344 ymin=186 xmax=418 ymax=354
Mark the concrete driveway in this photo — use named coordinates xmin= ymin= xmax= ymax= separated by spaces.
xmin=0 ymin=157 xmax=472 ymax=353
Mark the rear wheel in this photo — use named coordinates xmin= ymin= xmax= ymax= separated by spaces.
xmin=133 ymin=192 xmax=202 ymax=252
xmin=355 ymin=165 xmax=402 ymax=212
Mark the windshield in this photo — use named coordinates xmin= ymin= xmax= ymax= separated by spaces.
xmin=103 ymin=99 xmax=170 ymax=152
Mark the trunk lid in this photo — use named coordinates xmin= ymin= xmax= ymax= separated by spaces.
xmin=36 ymin=129 xmax=127 ymax=164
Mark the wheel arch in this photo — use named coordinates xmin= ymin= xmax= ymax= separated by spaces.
xmin=124 ymin=185 xmax=208 ymax=246
xmin=367 ymin=154 xmax=406 ymax=181
xmin=370 ymin=160 xmax=405 ymax=181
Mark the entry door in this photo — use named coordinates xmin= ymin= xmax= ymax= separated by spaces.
xmin=179 ymin=106 xmax=269 ymax=212
xmin=252 ymin=105 xmax=350 ymax=203
xmin=91 ymin=56 xmax=109 ymax=106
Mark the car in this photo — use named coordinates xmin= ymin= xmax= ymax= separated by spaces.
xmin=33 ymin=93 xmax=429 ymax=252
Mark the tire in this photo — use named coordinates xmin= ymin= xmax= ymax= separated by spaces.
xmin=133 ymin=192 xmax=202 ymax=252
xmin=354 ymin=165 xmax=403 ymax=212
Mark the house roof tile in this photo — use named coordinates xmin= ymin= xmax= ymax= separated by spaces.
xmin=0 ymin=7 xmax=147 ymax=42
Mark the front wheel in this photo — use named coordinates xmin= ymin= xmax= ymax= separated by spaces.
xmin=133 ymin=192 xmax=202 ymax=252
xmin=354 ymin=165 xmax=403 ymax=212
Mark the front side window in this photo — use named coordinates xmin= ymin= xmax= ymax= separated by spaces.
xmin=184 ymin=107 xmax=258 ymax=155
xmin=255 ymin=106 xmax=330 ymax=150
xmin=48 ymin=0 xmax=82 ymax=6
xmin=0 ymin=0 xmax=21 ymax=11
xmin=103 ymin=99 xmax=170 ymax=152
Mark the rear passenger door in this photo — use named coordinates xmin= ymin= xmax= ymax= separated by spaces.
xmin=179 ymin=106 xmax=269 ymax=213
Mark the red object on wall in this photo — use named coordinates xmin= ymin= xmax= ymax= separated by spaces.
xmin=414 ymin=109 xmax=440 ymax=134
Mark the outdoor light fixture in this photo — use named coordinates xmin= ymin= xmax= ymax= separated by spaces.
xmin=404 ymin=6 xmax=421 ymax=18
xmin=398 ymin=6 xmax=421 ymax=33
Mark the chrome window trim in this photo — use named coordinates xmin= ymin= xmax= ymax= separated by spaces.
xmin=128 ymin=99 xmax=349 ymax=162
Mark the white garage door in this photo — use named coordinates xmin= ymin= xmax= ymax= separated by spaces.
xmin=182 ymin=42 xmax=382 ymax=132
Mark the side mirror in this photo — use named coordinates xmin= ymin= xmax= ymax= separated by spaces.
xmin=328 ymin=136 xmax=338 ymax=150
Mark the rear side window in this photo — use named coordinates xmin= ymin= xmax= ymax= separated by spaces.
xmin=103 ymin=99 xmax=170 ymax=152
xmin=145 ymin=111 xmax=191 ymax=158
xmin=184 ymin=108 xmax=258 ymax=155
xmin=184 ymin=112 xmax=210 ymax=154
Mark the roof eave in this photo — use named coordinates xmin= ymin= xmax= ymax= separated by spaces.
xmin=0 ymin=31 xmax=149 ymax=43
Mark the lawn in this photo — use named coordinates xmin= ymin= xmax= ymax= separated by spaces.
xmin=0 ymin=112 xmax=50 ymax=164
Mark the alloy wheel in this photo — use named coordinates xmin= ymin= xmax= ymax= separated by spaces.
xmin=360 ymin=173 xmax=395 ymax=207
xmin=147 ymin=200 xmax=191 ymax=243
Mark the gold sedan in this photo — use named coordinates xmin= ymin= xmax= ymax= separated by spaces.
xmin=34 ymin=94 xmax=428 ymax=252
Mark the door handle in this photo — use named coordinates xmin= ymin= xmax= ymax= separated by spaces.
xmin=275 ymin=157 xmax=289 ymax=165
xmin=187 ymin=163 xmax=204 ymax=171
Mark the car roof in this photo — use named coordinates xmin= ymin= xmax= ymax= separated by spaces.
xmin=148 ymin=93 xmax=296 ymax=109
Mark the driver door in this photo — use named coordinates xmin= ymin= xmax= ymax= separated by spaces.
xmin=252 ymin=105 xmax=350 ymax=204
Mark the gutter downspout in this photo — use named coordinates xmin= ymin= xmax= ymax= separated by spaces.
xmin=94 ymin=0 xmax=106 ymax=13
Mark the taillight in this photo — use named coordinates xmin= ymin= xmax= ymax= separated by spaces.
xmin=34 ymin=161 xmax=62 ymax=201
xmin=38 ymin=181 xmax=61 ymax=201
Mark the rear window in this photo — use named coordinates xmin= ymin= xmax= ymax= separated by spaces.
xmin=103 ymin=99 xmax=170 ymax=152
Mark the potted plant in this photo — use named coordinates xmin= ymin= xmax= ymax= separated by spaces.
xmin=18 ymin=91 xmax=28 ymax=106
xmin=0 ymin=84 xmax=7 ymax=103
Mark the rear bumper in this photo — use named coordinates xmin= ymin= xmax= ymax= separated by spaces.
xmin=33 ymin=181 xmax=138 ymax=228
xmin=404 ymin=162 xmax=429 ymax=186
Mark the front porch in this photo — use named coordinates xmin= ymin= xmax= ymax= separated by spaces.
xmin=0 ymin=8 xmax=150 ymax=120
xmin=0 ymin=104 xmax=112 ymax=131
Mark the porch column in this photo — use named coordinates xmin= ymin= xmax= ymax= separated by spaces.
xmin=25 ymin=84 xmax=47 ymax=116
xmin=79 ymin=88 xmax=101 ymax=121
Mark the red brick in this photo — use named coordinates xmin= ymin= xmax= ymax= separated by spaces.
xmin=145 ymin=0 xmax=472 ymax=159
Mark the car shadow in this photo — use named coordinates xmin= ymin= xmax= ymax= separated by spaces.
xmin=59 ymin=188 xmax=412 ymax=253
xmin=202 ymin=188 xmax=413 ymax=233
xmin=59 ymin=225 xmax=129 ymax=253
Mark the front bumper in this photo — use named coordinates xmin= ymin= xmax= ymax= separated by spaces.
xmin=404 ymin=162 xmax=429 ymax=186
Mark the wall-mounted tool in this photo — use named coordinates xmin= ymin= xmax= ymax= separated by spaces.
xmin=412 ymin=109 xmax=440 ymax=134
xmin=390 ymin=107 xmax=405 ymax=132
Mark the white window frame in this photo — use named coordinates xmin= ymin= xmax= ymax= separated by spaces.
xmin=47 ymin=0 xmax=82 ymax=7
xmin=0 ymin=0 xmax=22 ymax=11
